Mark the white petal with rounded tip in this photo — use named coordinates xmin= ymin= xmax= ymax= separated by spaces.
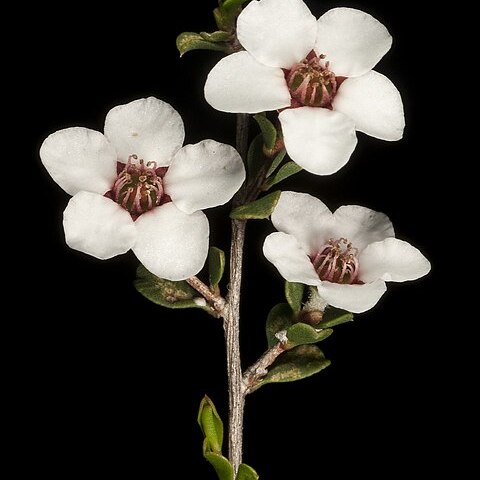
xmin=165 ymin=140 xmax=245 ymax=214
xmin=40 ymin=127 xmax=117 ymax=196
xmin=332 ymin=205 xmax=394 ymax=251
xmin=279 ymin=107 xmax=357 ymax=175
xmin=271 ymin=191 xmax=332 ymax=253
xmin=205 ymin=52 xmax=291 ymax=113
xmin=237 ymin=0 xmax=317 ymax=68
xmin=315 ymin=8 xmax=392 ymax=77
xmin=359 ymin=238 xmax=431 ymax=283
xmin=104 ymin=97 xmax=185 ymax=166
xmin=317 ymin=279 xmax=387 ymax=313
xmin=63 ymin=192 xmax=137 ymax=259
xmin=263 ymin=232 xmax=321 ymax=285
xmin=333 ymin=71 xmax=405 ymax=141
xmin=132 ymin=203 xmax=209 ymax=281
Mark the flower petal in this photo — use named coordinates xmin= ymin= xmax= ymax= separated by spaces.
xmin=40 ymin=127 xmax=117 ymax=196
xmin=333 ymin=71 xmax=405 ymax=141
xmin=205 ymin=51 xmax=291 ymax=113
xmin=164 ymin=140 xmax=245 ymax=214
xmin=317 ymin=279 xmax=387 ymax=313
xmin=263 ymin=232 xmax=321 ymax=285
xmin=279 ymin=107 xmax=357 ymax=175
xmin=271 ymin=191 xmax=332 ymax=253
xmin=63 ymin=191 xmax=137 ymax=259
xmin=237 ymin=0 xmax=317 ymax=68
xmin=359 ymin=238 xmax=431 ymax=283
xmin=332 ymin=205 xmax=394 ymax=251
xmin=315 ymin=7 xmax=392 ymax=77
xmin=104 ymin=97 xmax=185 ymax=166
xmin=132 ymin=203 xmax=209 ymax=281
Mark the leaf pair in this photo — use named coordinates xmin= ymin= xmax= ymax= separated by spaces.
xmin=198 ymin=396 xmax=259 ymax=480
xmin=257 ymin=303 xmax=331 ymax=391
xmin=177 ymin=1 xmax=251 ymax=57
xmin=255 ymin=282 xmax=354 ymax=391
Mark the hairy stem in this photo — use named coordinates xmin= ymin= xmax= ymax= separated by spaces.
xmin=224 ymin=113 xmax=250 ymax=474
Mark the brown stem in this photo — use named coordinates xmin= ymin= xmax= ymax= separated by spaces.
xmin=243 ymin=338 xmax=288 ymax=394
xmin=185 ymin=276 xmax=225 ymax=314
xmin=224 ymin=219 xmax=247 ymax=474
xmin=223 ymin=113 xmax=250 ymax=475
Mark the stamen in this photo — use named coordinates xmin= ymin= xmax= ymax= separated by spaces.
xmin=312 ymin=238 xmax=360 ymax=285
xmin=111 ymin=154 xmax=164 ymax=216
xmin=285 ymin=51 xmax=337 ymax=108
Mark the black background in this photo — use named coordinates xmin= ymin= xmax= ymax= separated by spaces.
xmin=27 ymin=1 xmax=446 ymax=478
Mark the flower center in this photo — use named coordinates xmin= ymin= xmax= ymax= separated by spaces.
xmin=285 ymin=51 xmax=337 ymax=108
xmin=112 ymin=155 xmax=164 ymax=216
xmin=311 ymin=238 xmax=359 ymax=284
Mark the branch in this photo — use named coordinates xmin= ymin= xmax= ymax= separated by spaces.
xmin=243 ymin=332 xmax=288 ymax=394
xmin=186 ymin=276 xmax=226 ymax=314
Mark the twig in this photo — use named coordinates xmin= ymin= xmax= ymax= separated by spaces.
xmin=186 ymin=276 xmax=225 ymax=314
xmin=243 ymin=334 xmax=288 ymax=394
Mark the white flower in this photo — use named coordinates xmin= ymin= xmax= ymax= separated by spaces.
xmin=263 ymin=192 xmax=430 ymax=313
xmin=40 ymin=97 xmax=246 ymax=281
xmin=205 ymin=0 xmax=405 ymax=175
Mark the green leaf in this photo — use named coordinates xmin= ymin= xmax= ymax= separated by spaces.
xmin=198 ymin=396 xmax=224 ymax=454
xmin=262 ymin=161 xmax=302 ymax=190
xmin=253 ymin=114 xmax=277 ymax=151
xmin=285 ymin=281 xmax=304 ymax=313
xmin=320 ymin=306 xmax=354 ymax=328
xmin=176 ymin=32 xmax=228 ymax=57
xmin=247 ymin=134 xmax=266 ymax=179
xmin=222 ymin=0 xmax=249 ymax=12
xmin=266 ymin=149 xmax=287 ymax=177
xmin=214 ymin=0 xmax=246 ymax=31
xmin=266 ymin=303 xmax=294 ymax=348
xmin=230 ymin=191 xmax=281 ymax=220
xmin=286 ymin=323 xmax=333 ymax=349
xmin=134 ymin=265 xmax=208 ymax=311
xmin=200 ymin=31 xmax=231 ymax=42
xmin=208 ymin=247 xmax=225 ymax=289
xmin=204 ymin=452 xmax=234 ymax=480
xmin=237 ymin=463 xmax=260 ymax=480
xmin=259 ymin=345 xmax=330 ymax=387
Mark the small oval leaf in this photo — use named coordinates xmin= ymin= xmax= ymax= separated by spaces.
xmin=230 ymin=191 xmax=281 ymax=220
xmin=286 ymin=323 xmax=333 ymax=349
xmin=198 ymin=395 xmax=224 ymax=454
xmin=320 ymin=306 xmax=354 ymax=328
xmin=204 ymin=452 xmax=234 ymax=480
xmin=247 ymin=134 xmax=266 ymax=179
xmin=253 ymin=114 xmax=277 ymax=151
xmin=237 ymin=463 xmax=260 ymax=480
xmin=176 ymin=32 xmax=228 ymax=57
xmin=285 ymin=281 xmax=305 ymax=313
xmin=208 ymin=247 xmax=226 ymax=289
xmin=260 ymin=345 xmax=330 ymax=387
xmin=266 ymin=149 xmax=287 ymax=177
xmin=222 ymin=0 xmax=249 ymax=10
xmin=262 ymin=161 xmax=302 ymax=190
xmin=134 ymin=265 xmax=209 ymax=311
xmin=266 ymin=303 xmax=294 ymax=348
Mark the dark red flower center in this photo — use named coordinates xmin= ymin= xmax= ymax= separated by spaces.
xmin=311 ymin=238 xmax=360 ymax=284
xmin=285 ymin=51 xmax=340 ymax=108
xmin=111 ymin=154 xmax=166 ymax=217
